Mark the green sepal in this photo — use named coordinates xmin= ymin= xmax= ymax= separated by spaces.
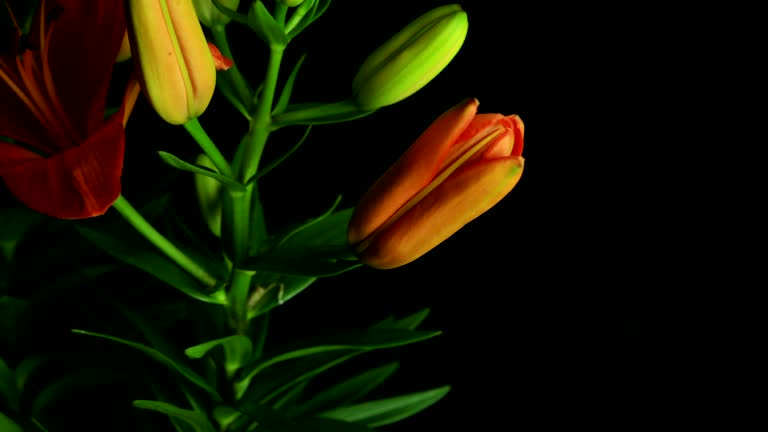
xmin=133 ymin=400 xmax=217 ymax=432
xmin=247 ymin=1 xmax=289 ymax=47
xmin=158 ymin=151 xmax=245 ymax=192
xmin=318 ymin=385 xmax=451 ymax=428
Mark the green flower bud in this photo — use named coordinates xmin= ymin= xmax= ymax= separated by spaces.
xmin=352 ymin=4 xmax=468 ymax=110
xmin=192 ymin=0 xmax=241 ymax=28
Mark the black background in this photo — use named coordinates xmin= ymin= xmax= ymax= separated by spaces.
xmin=3 ymin=0 xmax=626 ymax=430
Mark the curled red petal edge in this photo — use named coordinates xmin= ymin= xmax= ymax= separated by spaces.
xmin=1 ymin=113 xmax=125 ymax=219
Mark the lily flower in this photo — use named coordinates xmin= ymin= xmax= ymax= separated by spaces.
xmin=0 ymin=0 xmax=139 ymax=219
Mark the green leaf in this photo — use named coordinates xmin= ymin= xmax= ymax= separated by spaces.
xmin=0 ymin=412 xmax=22 ymax=432
xmin=247 ymin=274 xmax=317 ymax=319
xmin=289 ymin=362 xmax=400 ymax=417
xmin=13 ymin=356 xmax=47 ymax=393
xmin=210 ymin=0 xmax=250 ymax=25
xmin=273 ymin=208 xmax=355 ymax=258
xmin=372 ymin=308 xmax=431 ymax=331
xmin=318 ymin=386 xmax=451 ymax=428
xmin=72 ymin=330 xmax=221 ymax=402
xmin=158 ymin=151 xmax=245 ymax=192
xmin=270 ymin=379 xmax=308 ymax=410
xmin=238 ymin=329 xmax=441 ymax=392
xmin=273 ymin=54 xmax=307 ymax=115
xmin=215 ymin=70 xmax=252 ymax=121
xmin=287 ymin=0 xmax=332 ymax=39
xmin=29 ymin=367 xmax=138 ymax=418
xmin=275 ymin=196 xmax=342 ymax=248
xmin=293 ymin=417 xmax=375 ymax=432
xmin=247 ymin=1 xmax=289 ymax=47
xmin=74 ymin=225 xmax=226 ymax=305
xmin=240 ymin=256 xmax=361 ymax=277
xmin=133 ymin=400 xmax=216 ymax=432
xmin=0 ymin=205 xmax=44 ymax=260
xmin=239 ymin=351 xmax=359 ymax=405
xmin=272 ymin=101 xmax=376 ymax=128
xmin=0 ymin=297 xmax=28 ymax=348
xmin=253 ymin=126 xmax=312 ymax=180
xmin=0 ymin=357 xmax=19 ymax=413
xmin=185 ymin=336 xmax=252 ymax=377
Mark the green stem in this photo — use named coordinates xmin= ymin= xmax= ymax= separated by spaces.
xmin=112 ymin=195 xmax=218 ymax=288
xmin=239 ymin=46 xmax=285 ymax=181
xmin=228 ymin=188 xmax=250 ymax=263
xmin=228 ymin=268 xmax=254 ymax=334
xmin=211 ymin=24 xmax=252 ymax=108
xmin=184 ymin=118 xmax=233 ymax=177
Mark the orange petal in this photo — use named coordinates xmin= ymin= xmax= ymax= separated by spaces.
xmin=348 ymin=98 xmax=478 ymax=245
xmin=1 ymin=114 xmax=125 ymax=219
xmin=359 ymin=156 xmax=524 ymax=269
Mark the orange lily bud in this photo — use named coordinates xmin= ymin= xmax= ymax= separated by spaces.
xmin=348 ymin=98 xmax=525 ymax=269
xmin=128 ymin=0 xmax=216 ymax=125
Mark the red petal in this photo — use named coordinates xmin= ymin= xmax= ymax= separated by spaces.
xmin=45 ymin=0 xmax=126 ymax=136
xmin=1 ymin=113 xmax=125 ymax=219
xmin=0 ymin=140 xmax=43 ymax=175
xmin=0 ymin=60 xmax=57 ymax=153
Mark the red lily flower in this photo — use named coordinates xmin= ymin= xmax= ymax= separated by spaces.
xmin=0 ymin=0 xmax=139 ymax=219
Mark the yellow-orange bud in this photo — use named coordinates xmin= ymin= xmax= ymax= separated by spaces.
xmin=128 ymin=0 xmax=216 ymax=125
xmin=348 ymin=98 xmax=525 ymax=269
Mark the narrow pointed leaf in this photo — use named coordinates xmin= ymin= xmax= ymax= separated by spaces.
xmin=238 ymin=329 xmax=441 ymax=387
xmin=185 ymin=336 xmax=252 ymax=376
xmin=318 ymin=386 xmax=451 ymax=427
xmin=0 ymin=357 xmax=19 ymax=413
xmin=211 ymin=0 xmax=250 ymax=25
xmin=240 ymin=256 xmax=361 ymax=277
xmin=158 ymin=152 xmax=245 ymax=192
xmin=290 ymin=362 xmax=400 ymax=416
xmin=133 ymin=400 xmax=216 ymax=432
xmin=372 ymin=308 xmax=431 ymax=331
xmin=253 ymin=126 xmax=312 ymax=180
xmin=0 ymin=413 xmax=22 ymax=432
xmin=248 ymin=1 xmax=289 ymax=46
xmin=276 ymin=196 xmax=342 ymax=248
xmin=74 ymin=225 xmax=226 ymax=305
xmin=72 ymin=330 xmax=221 ymax=401
xmin=274 ymin=54 xmax=307 ymax=115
